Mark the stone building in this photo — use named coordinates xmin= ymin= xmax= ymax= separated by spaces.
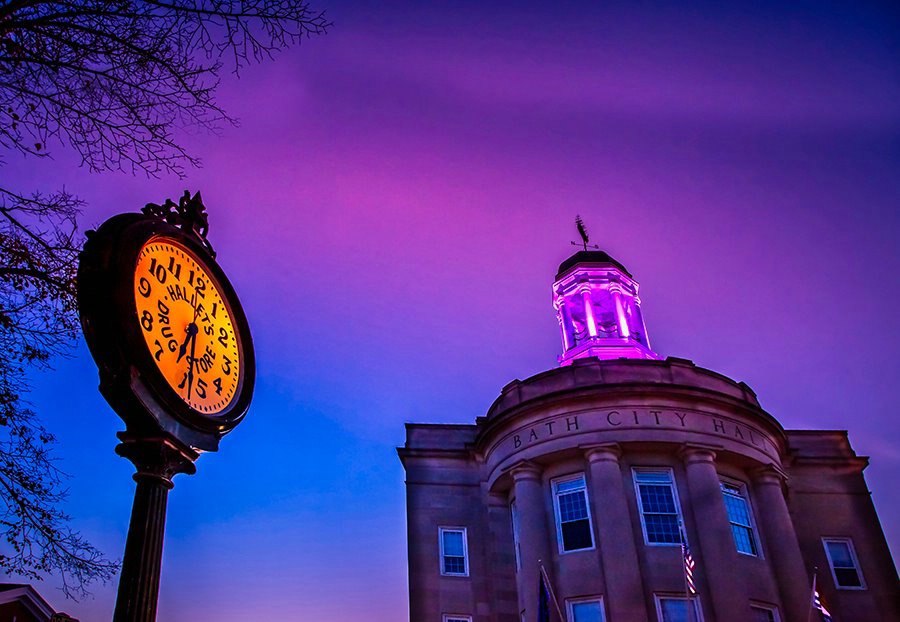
xmin=398 ymin=250 xmax=899 ymax=622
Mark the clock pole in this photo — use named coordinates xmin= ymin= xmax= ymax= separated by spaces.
xmin=78 ymin=195 xmax=255 ymax=621
xmin=113 ymin=434 xmax=197 ymax=622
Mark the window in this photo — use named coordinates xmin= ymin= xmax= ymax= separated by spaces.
xmin=567 ymin=597 xmax=605 ymax=622
xmin=443 ymin=616 xmax=471 ymax=622
xmin=750 ymin=605 xmax=779 ymax=622
xmin=511 ymin=501 xmax=522 ymax=571
xmin=655 ymin=596 xmax=702 ymax=622
xmin=720 ymin=482 xmax=758 ymax=556
xmin=634 ymin=470 xmax=683 ymax=545
xmin=439 ymin=527 xmax=468 ymax=576
xmin=552 ymin=474 xmax=594 ymax=552
xmin=823 ymin=538 xmax=865 ymax=589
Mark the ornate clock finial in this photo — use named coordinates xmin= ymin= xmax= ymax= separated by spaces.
xmin=142 ymin=190 xmax=215 ymax=257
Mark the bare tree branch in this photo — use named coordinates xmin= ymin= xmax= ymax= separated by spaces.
xmin=0 ymin=0 xmax=329 ymax=599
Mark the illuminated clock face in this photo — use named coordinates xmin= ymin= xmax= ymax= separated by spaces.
xmin=134 ymin=238 xmax=241 ymax=414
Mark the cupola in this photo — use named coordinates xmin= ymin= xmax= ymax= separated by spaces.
xmin=552 ymin=249 xmax=658 ymax=365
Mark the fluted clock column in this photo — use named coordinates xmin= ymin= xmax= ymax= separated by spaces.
xmin=585 ymin=445 xmax=648 ymax=622
xmin=510 ymin=462 xmax=555 ymax=622
xmin=113 ymin=433 xmax=197 ymax=622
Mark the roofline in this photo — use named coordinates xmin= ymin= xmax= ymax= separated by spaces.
xmin=0 ymin=584 xmax=56 ymax=617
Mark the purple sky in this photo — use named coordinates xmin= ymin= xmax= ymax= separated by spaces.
xmin=5 ymin=1 xmax=899 ymax=619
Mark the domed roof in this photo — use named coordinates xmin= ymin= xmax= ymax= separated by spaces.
xmin=556 ymin=250 xmax=632 ymax=279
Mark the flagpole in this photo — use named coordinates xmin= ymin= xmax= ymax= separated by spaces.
xmin=679 ymin=522 xmax=694 ymax=622
xmin=807 ymin=569 xmax=817 ymax=622
xmin=539 ymin=559 xmax=565 ymax=622
xmin=682 ymin=552 xmax=693 ymax=622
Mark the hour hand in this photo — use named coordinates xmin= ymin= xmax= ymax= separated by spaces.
xmin=176 ymin=323 xmax=198 ymax=363
xmin=186 ymin=324 xmax=198 ymax=399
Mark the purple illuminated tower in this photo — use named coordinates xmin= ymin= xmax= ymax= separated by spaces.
xmin=553 ymin=250 xmax=658 ymax=365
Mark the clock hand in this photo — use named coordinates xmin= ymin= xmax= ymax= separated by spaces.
xmin=185 ymin=322 xmax=198 ymax=400
xmin=176 ymin=329 xmax=191 ymax=363
xmin=176 ymin=314 xmax=200 ymax=363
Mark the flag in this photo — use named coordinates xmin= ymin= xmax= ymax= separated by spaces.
xmin=538 ymin=561 xmax=563 ymax=622
xmin=810 ymin=572 xmax=833 ymax=622
xmin=538 ymin=571 xmax=550 ymax=622
xmin=682 ymin=540 xmax=696 ymax=595
xmin=813 ymin=589 xmax=833 ymax=621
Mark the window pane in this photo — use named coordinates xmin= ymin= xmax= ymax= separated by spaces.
xmin=571 ymin=601 xmax=603 ymax=622
xmin=721 ymin=484 xmax=758 ymax=555
xmin=559 ymin=491 xmax=589 ymax=522
xmin=562 ymin=519 xmax=593 ymax=551
xmin=723 ymin=493 xmax=752 ymax=527
xmin=443 ymin=531 xmax=464 ymax=556
xmin=636 ymin=471 xmax=671 ymax=484
xmin=443 ymin=556 xmax=466 ymax=574
xmin=826 ymin=541 xmax=854 ymax=567
xmin=511 ymin=502 xmax=521 ymax=571
xmin=731 ymin=524 xmax=757 ymax=555
xmin=834 ymin=567 xmax=862 ymax=587
xmin=554 ymin=474 xmax=594 ymax=552
xmin=659 ymin=598 xmax=698 ymax=622
xmin=644 ymin=513 xmax=681 ymax=544
xmin=557 ymin=476 xmax=586 ymax=493
xmin=750 ymin=607 xmax=776 ymax=622
xmin=639 ymin=484 xmax=677 ymax=514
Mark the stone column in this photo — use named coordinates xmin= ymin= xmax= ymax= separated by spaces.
xmin=634 ymin=296 xmax=650 ymax=347
xmin=580 ymin=288 xmax=598 ymax=338
xmin=612 ymin=290 xmax=631 ymax=339
xmin=555 ymin=300 xmax=573 ymax=352
xmin=753 ymin=466 xmax=811 ymax=622
xmin=113 ymin=433 xmax=196 ymax=622
xmin=680 ymin=446 xmax=749 ymax=622
xmin=510 ymin=462 xmax=556 ymax=622
xmin=585 ymin=445 xmax=649 ymax=622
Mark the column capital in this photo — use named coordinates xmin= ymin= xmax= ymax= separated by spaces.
xmin=508 ymin=460 xmax=543 ymax=483
xmin=678 ymin=443 xmax=718 ymax=465
xmin=584 ymin=443 xmax=622 ymax=463
xmin=751 ymin=464 xmax=788 ymax=487
xmin=487 ymin=492 xmax=510 ymax=507
xmin=115 ymin=433 xmax=197 ymax=487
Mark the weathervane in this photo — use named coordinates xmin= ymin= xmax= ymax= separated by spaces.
xmin=571 ymin=215 xmax=600 ymax=251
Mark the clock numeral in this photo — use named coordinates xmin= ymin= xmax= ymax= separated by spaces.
xmin=178 ymin=372 xmax=188 ymax=389
xmin=222 ymin=355 xmax=232 ymax=375
xmin=148 ymin=258 xmax=167 ymax=284
xmin=140 ymin=310 xmax=153 ymax=332
xmin=213 ymin=377 xmax=223 ymax=395
xmin=196 ymin=377 xmax=207 ymax=399
xmin=218 ymin=327 xmax=228 ymax=347
xmin=211 ymin=303 xmax=218 ymax=319
xmin=167 ymin=256 xmax=182 ymax=281
xmin=138 ymin=277 xmax=152 ymax=298
xmin=153 ymin=339 xmax=163 ymax=361
xmin=195 ymin=277 xmax=206 ymax=299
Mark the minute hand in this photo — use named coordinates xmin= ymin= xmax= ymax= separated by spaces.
xmin=185 ymin=323 xmax=199 ymax=400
